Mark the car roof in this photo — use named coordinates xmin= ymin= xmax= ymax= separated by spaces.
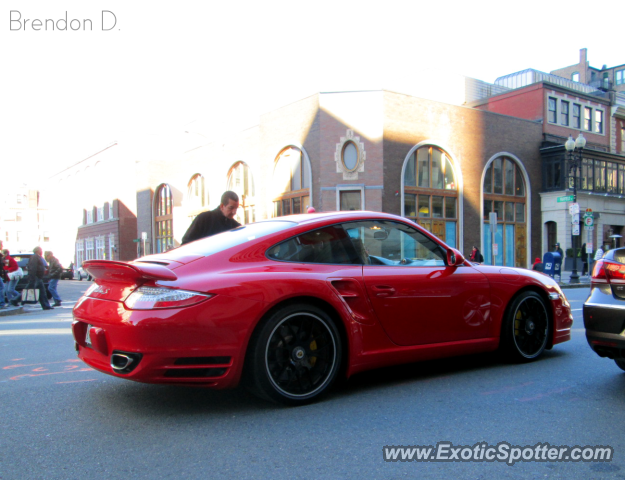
xmin=256 ymin=211 xmax=406 ymax=226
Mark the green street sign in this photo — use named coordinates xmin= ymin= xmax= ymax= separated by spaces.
xmin=557 ymin=195 xmax=575 ymax=203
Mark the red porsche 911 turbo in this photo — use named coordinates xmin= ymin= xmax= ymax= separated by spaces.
xmin=72 ymin=211 xmax=573 ymax=405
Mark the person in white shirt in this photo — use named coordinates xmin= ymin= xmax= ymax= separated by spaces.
xmin=594 ymin=246 xmax=604 ymax=261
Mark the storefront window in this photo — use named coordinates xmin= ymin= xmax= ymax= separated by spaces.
xmin=273 ymin=147 xmax=310 ymax=217
xmin=483 ymin=157 xmax=526 ymax=267
xmin=227 ymin=162 xmax=255 ymax=224
xmin=155 ymin=184 xmax=174 ymax=253
xmin=403 ymin=145 xmax=458 ymax=248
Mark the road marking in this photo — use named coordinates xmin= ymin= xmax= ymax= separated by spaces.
xmin=481 ymin=381 xmax=534 ymax=396
xmin=0 ymin=329 xmax=72 ymax=335
xmin=0 ymin=319 xmax=74 ymax=325
xmin=3 ymin=359 xmax=82 ymax=370
xmin=56 ymin=379 xmax=97 ymax=384
xmin=518 ymin=386 xmax=573 ymax=402
xmin=10 ymin=368 xmax=93 ymax=381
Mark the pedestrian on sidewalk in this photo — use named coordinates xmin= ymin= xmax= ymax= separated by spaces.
xmin=27 ymin=246 xmax=53 ymax=310
xmin=553 ymin=243 xmax=564 ymax=258
xmin=3 ymin=249 xmax=22 ymax=306
xmin=0 ymin=250 xmax=6 ymax=308
xmin=594 ymin=246 xmax=604 ymax=261
xmin=45 ymin=251 xmax=63 ymax=307
xmin=581 ymin=243 xmax=588 ymax=276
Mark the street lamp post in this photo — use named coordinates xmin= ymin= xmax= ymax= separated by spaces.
xmin=564 ymin=133 xmax=586 ymax=284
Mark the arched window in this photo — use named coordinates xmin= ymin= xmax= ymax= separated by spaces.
xmin=403 ymin=145 xmax=458 ymax=247
xmin=155 ymin=184 xmax=174 ymax=253
xmin=483 ymin=156 xmax=527 ymax=267
xmin=187 ymin=174 xmax=208 ymax=218
xmin=227 ymin=162 xmax=255 ymax=224
xmin=273 ymin=146 xmax=311 ymax=217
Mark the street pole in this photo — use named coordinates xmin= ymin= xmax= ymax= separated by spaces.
xmin=565 ymin=133 xmax=586 ymax=284
xmin=571 ymin=165 xmax=579 ymax=284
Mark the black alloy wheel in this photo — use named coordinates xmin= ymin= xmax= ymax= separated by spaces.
xmin=502 ymin=291 xmax=550 ymax=362
xmin=246 ymin=304 xmax=341 ymax=405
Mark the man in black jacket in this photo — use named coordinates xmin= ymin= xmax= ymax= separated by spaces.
xmin=181 ymin=191 xmax=241 ymax=245
xmin=45 ymin=251 xmax=63 ymax=307
xmin=27 ymin=246 xmax=53 ymax=310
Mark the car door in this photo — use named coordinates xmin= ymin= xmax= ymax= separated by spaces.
xmin=345 ymin=220 xmax=491 ymax=347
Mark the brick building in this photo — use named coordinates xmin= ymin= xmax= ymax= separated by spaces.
xmin=550 ymin=48 xmax=625 ymax=94
xmin=0 ymin=185 xmax=49 ymax=255
xmin=123 ymin=90 xmax=544 ymax=267
xmin=46 ymin=142 xmax=138 ymax=270
xmin=469 ymin=63 xmax=625 ymax=265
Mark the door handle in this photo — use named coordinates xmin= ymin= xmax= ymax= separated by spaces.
xmin=372 ymin=285 xmax=396 ymax=297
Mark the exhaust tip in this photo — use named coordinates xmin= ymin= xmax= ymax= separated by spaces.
xmin=110 ymin=351 xmax=142 ymax=374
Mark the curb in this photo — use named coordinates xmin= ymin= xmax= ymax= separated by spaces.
xmin=0 ymin=306 xmax=25 ymax=317
xmin=559 ymin=283 xmax=591 ymax=289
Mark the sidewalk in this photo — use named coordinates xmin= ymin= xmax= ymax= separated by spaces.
xmin=0 ymin=304 xmax=25 ymax=317
xmin=0 ymin=303 xmax=63 ymax=317
xmin=557 ymin=271 xmax=592 ymax=289
xmin=0 ymin=272 xmax=592 ymax=317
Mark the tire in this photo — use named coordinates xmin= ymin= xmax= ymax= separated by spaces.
xmin=501 ymin=291 xmax=550 ymax=362
xmin=246 ymin=304 xmax=342 ymax=406
xmin=615 ymin=359 xmax=625 ymax=372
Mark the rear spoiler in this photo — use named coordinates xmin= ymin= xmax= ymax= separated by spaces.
xmin=83 ymin=260 xmax=177 ymax=283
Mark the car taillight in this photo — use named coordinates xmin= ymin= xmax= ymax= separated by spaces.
xmin=591 ymin=260 xmax=625 ymax=285
xmin=124 ymin=287 xmax=213 ymax=310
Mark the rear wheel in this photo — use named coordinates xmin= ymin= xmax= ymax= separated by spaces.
xmin=615 ymin=359 xmax=625 ymax=372
xmin=246 ymin=304 xmax=342 ymax=406
xmin=501 ymin=291 xmax=549 ymax=362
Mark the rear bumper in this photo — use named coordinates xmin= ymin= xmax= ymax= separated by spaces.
xmin=584 ymin=329 xmax=625 ymax=360
xmin=72 ymin=295 xmax=264 ymax=389
xmin=584 ymin=288 xmax=625 ymax=359
xmin=76 ymin=341 xmax=240 ymax=388
xmin=551 ymin=293 xmax=573 ymax=346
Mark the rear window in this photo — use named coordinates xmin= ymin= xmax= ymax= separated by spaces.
xmin=11 ymin=254 xmax=32 ymax=266
xmin=173 ymin=220 xmax=297 ymax=257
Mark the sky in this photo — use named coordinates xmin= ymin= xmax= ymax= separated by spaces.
xmin=2 ymin=0 xmax=623 ymax=186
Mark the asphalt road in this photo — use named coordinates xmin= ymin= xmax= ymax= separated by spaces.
xmin=0 ymin=283 xmax=622 ymax=479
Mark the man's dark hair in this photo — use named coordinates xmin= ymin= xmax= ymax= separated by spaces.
xmin=221 ymin=191 xmax=239 ymax=206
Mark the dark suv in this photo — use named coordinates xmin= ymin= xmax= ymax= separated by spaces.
xmin=583 ymin=246 xmax=625 ymax=371
xmin=9 ymin=253 xmax=51 ymax=293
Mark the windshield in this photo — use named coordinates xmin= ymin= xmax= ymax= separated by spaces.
xmin=171 ymin=220 xmax=297 ymax=257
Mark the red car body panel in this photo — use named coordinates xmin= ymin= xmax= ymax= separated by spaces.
xmin=72 ymin=211 xmax=573 ymax=390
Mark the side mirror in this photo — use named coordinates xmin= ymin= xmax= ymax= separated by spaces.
xmin=373 ymin=229 xmax=389 ymax=240
xmin=447 ymin=248 xmax=465 ymax=267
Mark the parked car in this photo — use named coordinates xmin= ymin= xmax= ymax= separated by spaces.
xmin=72 ymin=211 xmax=573 ymax=405
xmin=583 ymin=246 xmax=625 ymax=371
xmin=10 ymin=253 xmax=51 ymax=293
xmin=75 ymin=266 xmax=92 ymax=281
xmin=61 ymin=267 xmax=74 ymax=280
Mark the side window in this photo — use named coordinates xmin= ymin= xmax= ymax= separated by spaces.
xmin=267 ymin=225 xmax=361 ymax=264
xmin=267 ymin=220 xmax=446 ymax=266
xmin=344 ymin=220 xmax=446 ymax=266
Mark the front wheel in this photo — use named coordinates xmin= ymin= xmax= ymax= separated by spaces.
xmin=501 ymin=291 xmax=550 ymax=362
xmin=246 ymin=304 xmax=342 ymax=406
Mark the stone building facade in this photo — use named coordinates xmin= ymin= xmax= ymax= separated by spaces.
xmin=81 ymin=90 xmax=543 ymax=268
